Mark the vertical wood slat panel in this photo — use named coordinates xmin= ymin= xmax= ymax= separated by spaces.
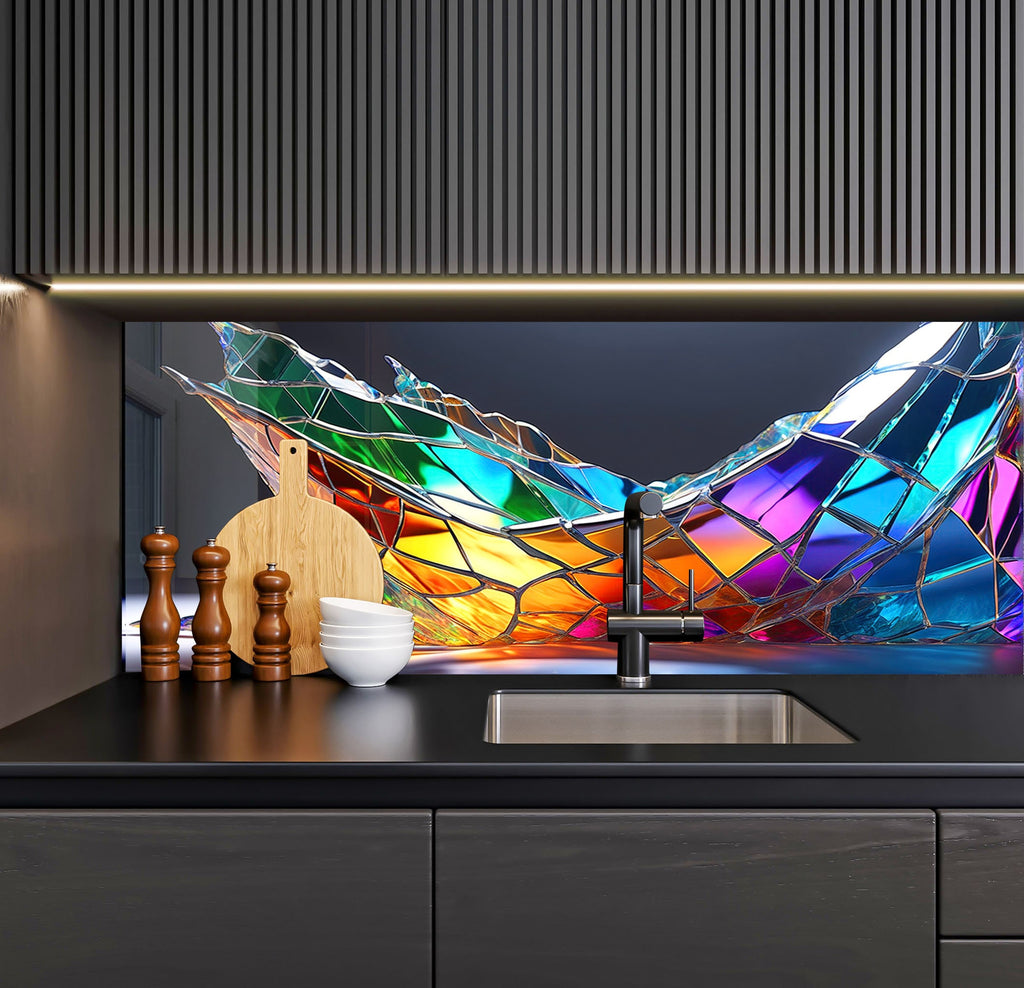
xmin=1015 ymin=0 xmax=1023 ymax=274
xmin=10 ymin=0 xmax=1024 ymax=277
xmin=15 ymin=1 xmax=32 ymax=272
xmin=566 ymin=0 xmax=578 ymax=273
xmin=3 ymin=0 xmax=15 ymax=275
xmin=130 ymin=0 xmax=144 ymax=272
xmin=399 ymin=0 xmax=412 ymax=274
xmin=939 ymin=0 xmax=952 ymax=273
xmin=145 ymin=0 xmax=159 ymax=274
xmin=339 ymin=0 xmax=352 ymax=273
xmin=593 ymin=0 xmax=607 ymax=274
xmin=161 ymin=0 xmax=175 ymax=273
xmin=222 ymin=0 xmax=236 ymax=273
xmin=42 ymin=0 xmax=55 ymax=274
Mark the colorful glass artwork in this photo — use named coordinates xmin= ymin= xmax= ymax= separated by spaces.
xmin=165 ymin=320 xmax=1023 ymax=648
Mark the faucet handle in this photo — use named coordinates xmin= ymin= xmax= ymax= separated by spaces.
xmin=626 ymin=489 xmax=663 ymax=518
xmin=688 ymin=568 xmax=695 ymax=612
xmin=639 ymin=490 xmax=663 ymax=517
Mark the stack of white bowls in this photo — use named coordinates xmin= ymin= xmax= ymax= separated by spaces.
xmin=319 ymin=597 xmax=415 ymax=687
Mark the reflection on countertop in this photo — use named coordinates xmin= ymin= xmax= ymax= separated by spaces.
xmin=139 ymin=675 xmax=421 ymax=762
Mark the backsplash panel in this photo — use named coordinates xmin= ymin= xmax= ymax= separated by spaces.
xmin=162 ymin=320 xmax=1022 ymax=653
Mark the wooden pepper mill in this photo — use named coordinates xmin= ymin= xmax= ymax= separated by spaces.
xmin=252 ymin=563 xmax=291 ymax=681
xmin=139 ymin=526 xmax=181 ymax=682
xmin=191 ymin=539 xmax=232 ymax=682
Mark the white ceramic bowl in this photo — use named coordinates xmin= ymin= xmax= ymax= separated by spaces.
xmin=320 ymin=597 xmax=414 ymax=626
xmin=319 ymin=640 xmax=413 ymax=687
xmin=321 ymin=628 xmax=414 ymax=648
xmin=320 ymin=617 xmax=412 ymax=635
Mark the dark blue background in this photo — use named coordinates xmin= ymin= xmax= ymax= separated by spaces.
xmin=278 ymin=321 xmax=920 ymax=483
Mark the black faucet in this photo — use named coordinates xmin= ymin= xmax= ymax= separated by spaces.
xmin=606 ymin=490 xmax=704 ymax=687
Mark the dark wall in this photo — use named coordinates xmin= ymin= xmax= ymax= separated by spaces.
xmin=12 ymin=0 xmax=1024 ymax=277
xmin=0 ymin=287 xmax=122 ymax=728
xmin=0 ymin=1 xmax=121 ymax=728
xmin=279 ymin=319 xmax=920 ymax=480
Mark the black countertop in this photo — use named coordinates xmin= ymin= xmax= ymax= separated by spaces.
xmin=1 ymin=667 xmax=1024 ymax=808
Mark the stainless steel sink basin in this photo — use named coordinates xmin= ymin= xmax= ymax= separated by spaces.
xmin=484 ymin=690 xmax=854 ymax=744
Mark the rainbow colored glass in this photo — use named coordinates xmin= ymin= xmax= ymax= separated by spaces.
xmin=166 ymin=320 xmax=1023 ymax=647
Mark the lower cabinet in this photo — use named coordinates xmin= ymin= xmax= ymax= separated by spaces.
xmin=19 ymin=807 xmax=1020 ymax=986
xmin=941 ymin=941 xmax=1024 ymax=988
xmin=940 ymin=811 xmax=1024 ymax=987
xmin=940 ymin=811 xmax=1024 ymax=936
xmin=436 ymin=810 xmax=936 ymax=988
xmin=0 ymin=810 xmax=432 ymax=988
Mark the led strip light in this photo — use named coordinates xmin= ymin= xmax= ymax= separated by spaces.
xmin=47 ymin=277 xmax=1024 ymax=295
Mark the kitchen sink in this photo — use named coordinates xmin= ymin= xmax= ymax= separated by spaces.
xmin=484 ymin=690 xmax=854 ymax=744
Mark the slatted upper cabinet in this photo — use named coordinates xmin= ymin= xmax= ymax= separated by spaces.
xmin=9 ymin=0 xmax=1023 ymax=276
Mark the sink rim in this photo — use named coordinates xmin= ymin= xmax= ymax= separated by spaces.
xmin=484 ymin=688 xmax=856 ymax=745
xmin=490 ymin=687 xmax=791 ymax=697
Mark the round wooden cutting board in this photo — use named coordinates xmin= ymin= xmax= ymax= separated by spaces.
xmin=216 ymin=438 xmax=385 ymax=675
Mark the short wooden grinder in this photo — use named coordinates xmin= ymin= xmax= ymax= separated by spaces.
xmin=253 ymin=563 xmax=292 ymax=681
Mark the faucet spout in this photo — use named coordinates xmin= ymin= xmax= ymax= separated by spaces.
xmin=609 ymin=489 xmax=704 ymax=687
xmin=622 ymin=490 xmax=663 ymax=615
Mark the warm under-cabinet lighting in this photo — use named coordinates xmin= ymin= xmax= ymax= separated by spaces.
xmin=46 ymin=276 xmax=1024 ymax=296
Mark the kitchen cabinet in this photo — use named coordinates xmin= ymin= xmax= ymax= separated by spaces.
xmin=0 ymin=810 xmax=431 ymax=988
xmin=940 ymin=941 xmax=1024 ymax=988
xmin=940 ymin=811 xmax=1024 ymax=936
xmin=436 ymin=810 xmax=936 ymax=988
xmin=8 ymin=0 xmax=1014 ymax=283
xmin=939 ymin=812 xmax=1024 ymax=986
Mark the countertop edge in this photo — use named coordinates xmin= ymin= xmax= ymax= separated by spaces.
xmin=2 ymin=760 xmax=1024 ymax=778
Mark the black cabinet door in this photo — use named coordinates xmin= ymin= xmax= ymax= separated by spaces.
xmin=0 ymin=810 xmax=431 ymax=988
xmin=940 ymin=811 xmax=1024 ymax=936
xmin=437 ymin=810 xmax=935 ymax=988
xmin=941 ymin=941 xmax=1024 ymax=988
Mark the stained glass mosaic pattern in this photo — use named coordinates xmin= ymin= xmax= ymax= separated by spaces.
xmin=165 ymin=320 xmax=1022 ymax=647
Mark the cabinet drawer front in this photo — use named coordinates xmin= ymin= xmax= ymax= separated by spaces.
xmin=437 ymin=810 xmax=935 ymax=988
xmin=940 ymin=812 xmax=1024 ymax=936
xmin=941 ymin=941 xmax=1024 ymax=988
xmin=0 ymin=811 xmax=432 ymax=988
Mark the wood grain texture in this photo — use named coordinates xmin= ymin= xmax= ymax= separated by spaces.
xmin=0 ymin=810 xmax=432 ymax=988
xmin=437 ymin=810 xmax=935 ymax=988
xmin=940 ymin=811 xmax=1024 ymax=936
xmin=139 ymin=527 xmax=181 ymax=681
xmin=190 ymin=540 xmax=232 ymax=680
xmin=251 ymin=564 xmax=292 ymax=681
xmin=216 ymin=439 xmax=384 ymax=674
xmin=941 ymin=940 xmax=1024 ymax=987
